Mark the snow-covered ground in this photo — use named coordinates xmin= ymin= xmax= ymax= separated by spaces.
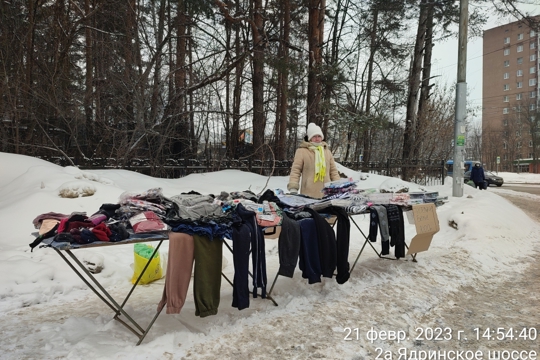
xmin=494 ymin=171 xmax=540 ymax=184
xmin=0 ymin=152 xmax=539 ymax=359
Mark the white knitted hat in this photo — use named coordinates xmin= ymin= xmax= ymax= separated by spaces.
xmin=306 ymin=123 xmax=324 ymax=141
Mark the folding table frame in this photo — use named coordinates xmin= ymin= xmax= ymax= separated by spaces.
xmin=46 ymin=234 xmax=168 ymax=345
xmin=44 ymin=210 xmax=417 ymax=345
xmin=266 ymin=212 xmax=417 ymax=302
xmin=347 ymin=214 xmax=417 ymax=274
xmin=45 ymin=232 xmax=277 ymax=345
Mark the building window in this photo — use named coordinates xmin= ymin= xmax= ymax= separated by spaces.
xmin=517 ymin=69 xmax=523 ymax=76
xmin=517 ymin=57 xmax=523 ymax=64
xmin=530 ymin=104 xmax=536 ymax=110
xmin=531 ymin=116 xmax=537 ymax=121
xmin=518 ymin=33 xmax=524 ymax=40
xmin=531 ymin=54 xmax=537 ymax=61
xmin=503 ymin=107 xmax=509 ymax=114
xmin=531 ymin=91 xmax=537 ymax=98
xmin=517 ymin=141 xmax=522 ymax=148
xmin=531 ymin=30 xmax=537 ymax=37
xmin=504 ymin=48 xmax=510 ymax=55
xmin=530 ymin=78 xmax=538 ymax=86
xmin=503 ymin=119 xmax=508 ymax=126
xmin=531 ymin=42 xmax=536 ymax=49
xmin=504 ymin=72 xmax=509 ymax=79
xmin=504 ymin=60 xmax=510 ymax=67
xmin=504 ymin=84 xmax=510 ymax=91
xmin=503 ymin=95 xmax=509 ymax=102
xmin=516 ymin=105 xmax=522 ymax=112
xmin=516 ymin=93 xmax=522 ymax=100
xmin=516 ymin=131 xmax=521 ymax=137
xmin=504 ymin=154 xmax=508 ymax=160
xmin=530 ymin=141 xmax=533 ymax=148
xmin=517 ymin=44 xmax=524 ymax=52
xmin=504 ymin=36 xmax=510 ymax=44
xmin=517 ymin=81 xmax=523 ymax=88
xmin=530 ymin=66 xmax=536 ymax=74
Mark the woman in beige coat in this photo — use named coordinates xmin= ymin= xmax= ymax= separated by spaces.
xmin=287 ymin=123 xmax=340 ymax=199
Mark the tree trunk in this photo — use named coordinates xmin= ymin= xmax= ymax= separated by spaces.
xmin=225 ymin=16 xmax=232 ymax=158
xmin=362 ymin=6 xmax=378 ymax=171
xmin=22 ymin=0 xmax=37 ymax=150
xmin=124 ymin=0 xmax=136 ymax=131
xmin=188 ymin=24 xmax=196 ymax=157
xmin=150 ymin=0 xmax=166 ymax=126
xmin=172 ymin=0 xmax=189 ymax=157
xmin=402 ymin=0 xmax=428 ymax=178
xmin=232 ymin=9 xmax=244 ymax=159
xmin=84 ymin=0 xmax=94 ymax=140
xmin=251 ymin=0 xmax=265 ymax=159
xmin=414 ymin=3 xmax=434 ymax=160
xmin=276 ymin=0 xmax=290 ymax=161
xmin=307 ymin=0 xmax=323 ymax=126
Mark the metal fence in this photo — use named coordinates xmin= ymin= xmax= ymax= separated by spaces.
xmin=38 ymin=156 xmax=446 ymax=186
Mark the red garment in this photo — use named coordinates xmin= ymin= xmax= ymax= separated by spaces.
xmin=91 ymin=223 xmax=112 ymax=241
xmin=57 ymin=218 xmax=69 ymax=233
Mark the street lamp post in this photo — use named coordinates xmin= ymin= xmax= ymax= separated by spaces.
xmin=452 ymin=0 xmax=468 ymax=197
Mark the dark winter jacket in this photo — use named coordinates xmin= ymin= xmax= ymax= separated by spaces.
xmin=470 ymin=165 xmax=485 ymax=183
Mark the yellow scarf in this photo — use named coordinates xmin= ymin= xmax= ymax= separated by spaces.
xmin=309 ymin=144 xmax=326 ymax=182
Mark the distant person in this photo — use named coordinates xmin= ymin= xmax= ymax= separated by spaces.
xmin=470 ymin=162 xmax=486 ymax=190
xmin=287 ymin=123 xmax=340 ymax=199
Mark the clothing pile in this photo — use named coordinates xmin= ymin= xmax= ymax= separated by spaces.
xmin=321 ymin=177 xmax=362 ymax=199
xmin=30 ymin=188 xmax=179 ymax=250
xmin=277 ymin=178 xmax=369 ymax=214
xmin=159 ymin=190 xmax=286 ymax=317
xmin=31 ymin=187 xmax=356 ymax=319
xmin=31 ymin=207 xmax=131 ymax=250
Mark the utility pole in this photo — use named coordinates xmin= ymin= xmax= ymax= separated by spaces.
xmin=452 ymin=0 xmax=468 ymax=197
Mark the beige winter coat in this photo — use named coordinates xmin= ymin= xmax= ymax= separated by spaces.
xmin=287 ymin=141 xmax=340 ymax=199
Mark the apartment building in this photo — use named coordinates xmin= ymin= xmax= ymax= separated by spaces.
xmin=482 ymin=17 xmax=540 ymax=172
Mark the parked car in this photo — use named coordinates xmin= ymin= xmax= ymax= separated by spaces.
xmin=464 ymin=170 xmax=504 ymax=187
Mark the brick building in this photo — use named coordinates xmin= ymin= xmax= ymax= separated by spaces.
xmin=482 ymin=17 xmax=539 ymax=172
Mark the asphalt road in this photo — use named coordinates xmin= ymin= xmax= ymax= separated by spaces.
xmin=497 ymin=184 xmax=540 ymax=195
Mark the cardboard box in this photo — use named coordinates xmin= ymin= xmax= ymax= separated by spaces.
xmin=406 ymin=203 xmax=440 ymax=255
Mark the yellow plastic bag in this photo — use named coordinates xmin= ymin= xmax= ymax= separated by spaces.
xmin=131 ymin=243 xmax=163 ymax=285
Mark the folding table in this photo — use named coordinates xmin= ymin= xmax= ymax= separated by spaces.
xmin=41 ymin=231 xmax=277 ymax=345
xmin=42 ymin=232 xmax=169 ymax=345
xmin=265 ymin=209 xmax=418 ymax=301
xmin=347 ymin=213 xmax=418 ymax=274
